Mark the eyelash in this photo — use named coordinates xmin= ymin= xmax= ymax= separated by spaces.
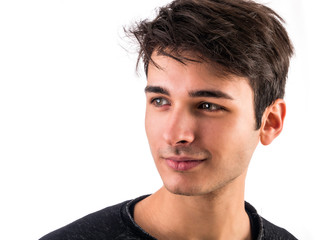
xmin=198 ymin=102 xmax=225 ymax=112
xmin=150 ymin=97 xmax=170 ymax=107
xmin=150 ymin=97 xmax=226 ymax=112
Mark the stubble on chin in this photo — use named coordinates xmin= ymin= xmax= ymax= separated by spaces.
xmin=162 ymin=167 xmax=243 ymax=199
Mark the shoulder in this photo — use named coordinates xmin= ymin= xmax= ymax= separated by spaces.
xmin=245 ymin=202 xmax=298 ymax=240
xmin=39 ymin=200 xmax=130 ymax=240
xmin=261 ymin=217 xmax=298 ymax=240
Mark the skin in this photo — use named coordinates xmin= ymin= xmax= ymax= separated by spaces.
xmin=134 ymin=52 xmax=286 ymax=240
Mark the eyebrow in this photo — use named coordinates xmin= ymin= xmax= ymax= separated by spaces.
xmin=145 ymin=86 xmax=170 ymax=96
xmin=189 ymin=90 xmax=234 ymax=100
xmin=145 ymin=85 xmax=233 ymax=100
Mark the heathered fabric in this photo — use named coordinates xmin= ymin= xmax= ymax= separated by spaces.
xmin=40 ymin=195 xmax=297 ymax=240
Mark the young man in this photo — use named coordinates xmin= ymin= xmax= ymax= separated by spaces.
xmin=40 ymin=0 xmax=296 ymax=239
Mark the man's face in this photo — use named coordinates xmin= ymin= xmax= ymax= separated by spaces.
xmin=145 ymin=53 xmax=260 ymax=196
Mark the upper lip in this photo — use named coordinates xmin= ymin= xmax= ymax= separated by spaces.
xmin=163 ymin=156 xmax=206 ymax=162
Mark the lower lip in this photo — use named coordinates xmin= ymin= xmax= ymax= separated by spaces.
xmin=165 ymin=159 xmax=204 ymax=171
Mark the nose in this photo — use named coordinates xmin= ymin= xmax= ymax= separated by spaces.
xmin=163 ymin=107 xmax=196 ymax=146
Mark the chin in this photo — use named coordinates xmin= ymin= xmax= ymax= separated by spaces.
xmin=163 ymin=181 xmax=212 ymax=196
xmin=162 ymin=174 xmax=238 ymax=198
xmin=165 ymin=186 xmax=200 ymax=196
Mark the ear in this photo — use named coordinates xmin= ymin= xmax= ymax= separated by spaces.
xmin=259 ymin=99 xmax=286 ymax=146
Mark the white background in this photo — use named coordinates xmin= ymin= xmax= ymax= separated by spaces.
xmin=0 ymin=0 xmax=319 ymax=239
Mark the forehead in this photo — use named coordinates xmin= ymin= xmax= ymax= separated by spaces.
xmin=147 ymin=53 xmax=253 ymax=100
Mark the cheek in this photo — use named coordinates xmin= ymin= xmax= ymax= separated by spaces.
xmin=145 ymin=112 xmax=153 ymax=143
xmin=145 ymin=110 xmax=162 ymax=150
xmin=200 ymin=115 xmax=258 ymax=154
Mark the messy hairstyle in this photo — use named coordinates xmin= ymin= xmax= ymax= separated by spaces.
xmin=127 ymin=0 xmax=294 ymax=129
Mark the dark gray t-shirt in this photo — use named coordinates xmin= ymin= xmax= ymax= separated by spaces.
xmin=39 ymin=195 xmax=297 ymax=240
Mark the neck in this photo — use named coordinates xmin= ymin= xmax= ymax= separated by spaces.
xmin=134 ymin=177 xmax=251 ymax=240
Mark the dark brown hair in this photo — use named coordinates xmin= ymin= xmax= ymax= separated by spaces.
xmin=127 ymin=0 xmax=294 ymax=129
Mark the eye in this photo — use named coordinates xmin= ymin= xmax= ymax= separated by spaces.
xmin=151 ymin=97 xmax=170 ymax=107
xmin=198 ymin=102 xmax=224 ymax=112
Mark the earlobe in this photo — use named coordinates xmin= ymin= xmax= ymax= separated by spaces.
xmin=260 ymin=99 xmax=286 ymax=146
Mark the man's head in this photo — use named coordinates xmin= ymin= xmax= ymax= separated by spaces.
xmin=128 ymin=0 xmax=293 ymax=129
xmin=127 ymin=0 xmax=293 ymax=196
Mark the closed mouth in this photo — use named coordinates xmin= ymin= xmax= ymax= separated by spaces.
xmin=164 ymin=157 xmax=206 ymax=171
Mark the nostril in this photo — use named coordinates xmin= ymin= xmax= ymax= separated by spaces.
xmin=177 ymin=140 xmax=188 ymax=144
